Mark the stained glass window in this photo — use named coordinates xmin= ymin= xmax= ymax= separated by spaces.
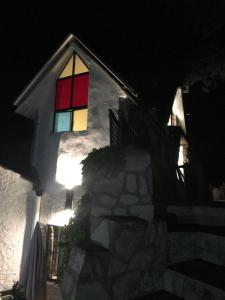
xmin=72 ymin=74 xmax=89 ymax=107
xmin=54 ymin=53 xmax=89 ymax=132
xmin=55 ymin=78 xmax=72 ymax=110
xmin=73 ymin=109 xmax=88 ymax=131
xmin=55 ymin=112 xmax=71 ymax=132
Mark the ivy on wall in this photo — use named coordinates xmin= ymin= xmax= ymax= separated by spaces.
xmin=58 ymin=194 xmax=90 ymax=280
xmin=11 ymin=282 xmax=27 ymax=300
xmin=82 ymin=146 xmax=126 ymax=187
xmin=59 ymin=146 xmax=126 ymax=279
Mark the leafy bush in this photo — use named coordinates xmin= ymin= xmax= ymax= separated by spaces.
xmin=58 ymin=147 xmax=126 ymax=280
xmin=58 ymin=196 xmax=90 ymax=280
xmin=82 ymin=146 xmax=125 ymax=187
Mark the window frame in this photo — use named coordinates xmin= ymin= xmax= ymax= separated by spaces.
xmin=53 ymin=53 xmax=89 ymax=133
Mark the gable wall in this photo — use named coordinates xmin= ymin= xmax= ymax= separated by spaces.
xmin=17 ymin=44 xmax=123 ymax=192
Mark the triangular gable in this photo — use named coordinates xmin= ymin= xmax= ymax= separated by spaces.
xmin=14 ymin=34 xmax=138 ymax=109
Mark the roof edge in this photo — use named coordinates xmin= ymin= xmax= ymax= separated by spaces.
xmin=14 ymin=33 xmax=138 ymax=107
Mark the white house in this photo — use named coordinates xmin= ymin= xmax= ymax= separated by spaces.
xmin=0 ymin=34 xmax=138 ymax=291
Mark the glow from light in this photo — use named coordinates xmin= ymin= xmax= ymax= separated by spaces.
xmin=56 ymin=154 xmax=84 ymax=189
xmin=178 ymin=145 xmax=184 ymax=175
xmin=119 ymin=90 xmax=128 ymax=99
xmin=172 ymin=88 xmax=186 ymax=133
xmin=48 ymin=209 xmax=74 ymax=226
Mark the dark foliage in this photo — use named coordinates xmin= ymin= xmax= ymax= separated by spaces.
xmin=11 ymin=282 xmax=27 ymax=300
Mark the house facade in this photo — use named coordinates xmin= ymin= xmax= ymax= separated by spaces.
xmin=0 ymin=34 xmax=137 ymax=291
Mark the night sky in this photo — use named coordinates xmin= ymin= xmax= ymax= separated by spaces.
xmin=1 ymin=1 xmax=225 ymax=184
xmin=1 ymin=1 xmax=225 ymax=108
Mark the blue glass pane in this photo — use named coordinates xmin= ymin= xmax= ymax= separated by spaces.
xmin=55 ymin=111 xmax=71 ymax=132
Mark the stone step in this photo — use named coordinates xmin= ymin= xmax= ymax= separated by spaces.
xmin=168 ymin=225 xmax=225 ymax=266
xmin=167 ymin=223 xmax=225 ymax=236
xmin=134 ymin=290 xmax=184 ymax=299
xmin=165 ymin=259 xmax=225 ymax=299
xmin=166 ymin=206 xmax=225 ymax=226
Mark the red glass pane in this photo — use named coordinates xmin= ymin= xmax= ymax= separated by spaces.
xmin=55 ymin=78 xmax=72 ymax=110
xmin=72 ymin=74 xmax=89 ymax=107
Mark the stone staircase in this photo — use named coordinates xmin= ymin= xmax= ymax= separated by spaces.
xmin=165 ymin=259 xmax=225 ymax=299
xmin=135 ymin=290 xmax=184 ymax=299
xmin=134 ymin=206 xmax=225 ymax=299
xmin=163 ymin=206 xmax=225 ymax=299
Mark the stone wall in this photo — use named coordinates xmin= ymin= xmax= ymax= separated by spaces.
xmin=60 ymin=147 xmax=168 ymax=300
xmin=62 ymin=219 xmax=167 ymax=300
xmin=90 ymin=147 xmax=154 ymax=221
xmin=0 ymin=166 xmax=32 ymax=291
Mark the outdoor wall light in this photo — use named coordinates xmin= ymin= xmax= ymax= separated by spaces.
xmin=56 ymin=153 xmax=84 ymax=189
xmin=48 ymin=209 xmax=74 ymax=226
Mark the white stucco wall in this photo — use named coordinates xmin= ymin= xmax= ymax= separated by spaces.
xmin=16 ymin=42 xmax=124 ymax=192
xmin=15 ymin=41 xmax=134 ymax=228
xmin=0 ymin=166 xmax=32 ymax=291
xmin=171 ymin=87 xmax=186 ymax=133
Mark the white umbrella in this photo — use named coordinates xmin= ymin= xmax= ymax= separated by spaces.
xmin=20 ymin=222 xmax=46 ymax=300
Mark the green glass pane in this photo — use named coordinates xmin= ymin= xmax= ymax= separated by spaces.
xmin=55 ymin=111 xmax=71 ymax=132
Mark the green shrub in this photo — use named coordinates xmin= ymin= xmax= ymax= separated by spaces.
xmin=82 ymin=146 xmax=125 ymax=187
xmin=58 ymin=199 xmax=90 ymax=280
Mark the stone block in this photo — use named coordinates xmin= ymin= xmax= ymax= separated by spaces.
xmin=139 ymin=176 xmax=148 ymax=195
xmin=108 ymin=257 xmax=127 ymax=277
xmin=113 ymin=272 xmax=141 ymax=300
xmin=94 ymin=173 xmax=124 ymax=196
xmin=113 ymin=207 xmax=127 ymax=216
xmin=143 ymin=222 xmax=157 ymax=247
xmin=125 ymin=148 xmax=151 ymax=172
xmin=138 ymin=271 xmax=164 ymax=295
xmin=91 ymin=207 xmax=112 ymax=217
xmin=126 ymin=174 xmax=137 ymax=193
xmin=90 ymin=216 xmax=121 ymax=251
xmin=120 ymin=194 xmax=139 ymax=205
xmin=115 ymin=227 xmax=145 ymax=261
xmin=147 ymin=166 xmax=154 ymax=194
xmin=141 ymin=195 xmax=152 ymax=203
xmin=61 ymin=271 xmax=74 ymax=295
xmin=61 ymin=247 xmax=86 ymax=300
xmin=128 ymin=249 xmax=154 ymax=271
xmin=69 ymin=247 xmax=85 ymax=274
xmin=168 ymin=232 xmax=197 ymax=264
xmin=129 ymin=205 xmax=154 ymax=221
xmin=91 ymin=220 xmax=110 ymax=249
xmin=79 ymin=255 xmax=107 ymax=281
xmin=98 ymin=194 xmax=117 ymax=207
xmin=76 ymin=282 xmax=110 ymax=300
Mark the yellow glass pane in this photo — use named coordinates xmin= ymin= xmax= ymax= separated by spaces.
xmin=74 ymin=55 xmax=89 ymax=75
xmin=59 ymin=56 xmax=74 ymax=78
xmin=73 ymin=109 xmax=88 ymax=131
